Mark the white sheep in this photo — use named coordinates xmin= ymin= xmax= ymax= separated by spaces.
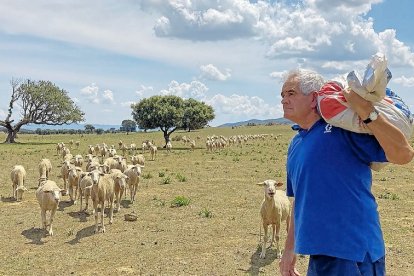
xmin=149 ymin=145 xmax=157 ymax=161
xmin=131 ymin=154 xmax=145 ymax=166
xmin=60 ymin=160 xmax=73 ymax=192
xmin=257 ymin=180 xmax=291 ymax=259
xmin=38 ymin=159 xmax=52 ymax=185
xmin=36 ymin=180 xmax=62 ymax=236
xmin=88 ymin=169 xmax=116 ymax=233
xmin=166 ymin=141 xmax=172 ymax=153
xmin=77 ymin=172 xmax=93 ymax=213
xmin=67 ymin=166 xmax=83 ymax=203
xmin=109 ymin=169 xmax=129 ymax=211
xmin=10 ymin=165 xmax=27 ymax=201
xmin=73 ymin=154 xmax=84 ymax=168
xmin=124 ymin=164 xmax=144 ymax=204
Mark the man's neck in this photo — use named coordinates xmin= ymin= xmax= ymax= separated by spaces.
xmin=298 ymin=114 xmax=321 ymax=130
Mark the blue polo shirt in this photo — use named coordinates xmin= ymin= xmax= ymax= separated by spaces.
xmin=286 ymin=119 xmax=387 ymax=262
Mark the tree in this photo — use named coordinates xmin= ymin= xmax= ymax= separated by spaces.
xmin=131 ymin=95 xmax=215 ymax=146
xmin=84 ymin=124 xmax=95 ymax=133
xmin=121 ymin=119 xmax=137 ymax=132
xmin=182 ymin=98 xmax=215 ymax=132
xmin=0 ymin=79 xmax=84 ymax=143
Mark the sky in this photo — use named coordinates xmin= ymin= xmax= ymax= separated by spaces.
xmin=0 ymin=0 xmax=413 ymax=127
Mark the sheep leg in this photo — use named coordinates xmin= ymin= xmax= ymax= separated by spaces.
xmin=260 ymin=223 xmax=268 ymax=258
xmin=12 ymin=184 xmax=17 ymax=200
xmin=41 ymin=209 xmax=47 ymax=230
xmin=100 ymin=201 xmax=106 ymax=233
xmin=275 ymin=222 xmax=281 ymax=258
xmin=93 ymin=201 xmax=99 ymax=233
xmin=270 ymin=224 xmax=276 ymax=248
xmin=73 ymin=185 xmax=78 ymax=205
xmin=49 ymin=207 xmax=57 ymax=236
xmin=108 ymin=199 xmax=114 ymax=225
xmin=132 ymin=184 xmax=137 ymax=204
xmin=79 ymin=189 xmax=83 ymax=212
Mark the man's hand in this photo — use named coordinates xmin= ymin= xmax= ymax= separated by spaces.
xmin=342 ymin=88 xmax=374 ymax=121
xmin=279 ymin=250 xmax=300 ymax=276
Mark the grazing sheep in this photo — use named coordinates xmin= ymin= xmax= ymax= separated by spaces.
xmin=88 ymin=170 xmax=116 ymax=233
xmin=166 ymin=141 xmax=172 ymax=153
xmin=60 ymin=160 xmax=73 ymax=192
xmin=257 ymin=180 xmax=291 ymax=259
xmin=75 ymin=140 xmax=80 ymax=148
xmin=118 ymin=140 xmax=123 ymax=149
xmin=67 ymin=166 xmax=83 ymax=203
xmin=189 ymin=140 xmax=196 ymax=151
xmin=124 ymin=164 xmax=144 ymax=204
xmin=38 ymin=159 xmax=52 ymax=185
xmin=78 ymin=173 xmax=93 ymax=213
xmin=10 ymin=165 xmax=27 ymax=201
xmin=149 ymin=145 xmax=157 ymax=161
xmin=36 ymin=180 xmax=62 ymax=236
xmin=109 ymin=169 xmax=129 ymax=212
xmin=131 ymin=154 xmax=145 ymax=166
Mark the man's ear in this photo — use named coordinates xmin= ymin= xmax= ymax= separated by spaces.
xmin=311 ymin=91 xmax=318 ymax=108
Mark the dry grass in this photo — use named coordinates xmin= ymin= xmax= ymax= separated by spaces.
xmin=0 ymin=126 xmax=413 ymax=275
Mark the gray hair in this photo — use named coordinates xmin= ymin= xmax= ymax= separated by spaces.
xmin=283 ymin=69 xmax=325 ymax=95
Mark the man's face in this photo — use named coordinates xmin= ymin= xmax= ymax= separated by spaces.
xmin=281 ymin=76 xmax=316 ymax=123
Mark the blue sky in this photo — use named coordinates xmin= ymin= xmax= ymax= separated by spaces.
xmin=1 ymin=0 xmax=413 ymax=127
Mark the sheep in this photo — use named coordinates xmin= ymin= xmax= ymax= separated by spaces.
xmin=78 ymin=172 xmax=93 ymax=213
xmin=257 ymin=180 xmax=291 ymax=259
xmin=88 ymin=169 xmax=116 ymax=233
xmin=75 ymin=140 xmax=80 ymax=148
xmin=114 ymin=156 xmax=127 ymax=172
xmin=10 ymin=165 xmax=27 ymax=201
xmin=189 ymin=140 xmax=196 ymax=151
xmin=109 ymin=169 xmax=129 ymax=212
xmin=67 ymin=166 xmax=83 ymax=203
xmin=118 ymin=140 xmax=123 ymax=149
xmin=73 ymin=154 xmax=84 ymax=168
xmin=124 ymin=164 xmax=144 ymax=204
xmin=166 ymin=141 xmax=172 ymax=153
xmin=36 ymin=180 xmax=62 ymax=236
xmin=131 ymin=154 xmax=145 ymax=166
xmin=38 ymin=159 xmax=52 ymax=185
xmin=60 ymin=160 xmax=73 ymax=192
xmin=149 ymin=145 xmax=157 ymax=161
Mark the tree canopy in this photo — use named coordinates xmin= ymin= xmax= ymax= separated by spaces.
xmin=121 ymin=119 xmax=137 ymax=132
xmin=0 ymin=79 xmax=84 ymax=143
xmin=131 ymin=95 xmax=214 ymax=145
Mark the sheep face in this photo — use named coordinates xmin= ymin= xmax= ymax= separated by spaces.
xmin=16 ymin=186 xmax=28 ymax=201
xmin=88 ymin=170 xmax=104 ymax=185
xmin=258 ymin=180 xmax=283 ymax=199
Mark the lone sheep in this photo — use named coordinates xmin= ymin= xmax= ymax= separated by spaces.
xmin=257 ymin=180 xmax=291 ymax=259
xmin=36 ymin=180 xmax=62 ymax=236
xmin=11 ymin=165 xmax=27 ymax=201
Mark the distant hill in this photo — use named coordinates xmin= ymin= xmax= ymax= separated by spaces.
xmin=217 ymin=118 xmax=292 ymax=128
xmin=21 ymin=123 xmax=121 ymax=131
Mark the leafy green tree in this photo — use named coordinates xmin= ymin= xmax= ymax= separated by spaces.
xmin=121 ymin=119 xmax=137 ymax=132
xmin=84 ymin=124 xmax=95 ymax=133
xmin=131 ymin=95 xmax=215 ymax=146
xmin=182 ymin=98 xmax=215 ymax=132
xmin=0 ymin=79 xmax=84 ymax=143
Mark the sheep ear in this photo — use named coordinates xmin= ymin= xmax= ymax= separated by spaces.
xmin=256 ymin=182 xmax=265 ymax=186
xmin=276 ymin=182 xmax=284 ymax=187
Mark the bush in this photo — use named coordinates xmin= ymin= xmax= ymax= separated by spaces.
xmin=171 ymin=196 xmax=191 ymax=207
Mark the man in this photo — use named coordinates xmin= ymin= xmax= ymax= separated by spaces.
xmin=279 ymin=69 xmax=414 ymax=276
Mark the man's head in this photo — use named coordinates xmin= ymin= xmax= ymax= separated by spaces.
xmin=281 ymin=69 xmax=324 ymax=127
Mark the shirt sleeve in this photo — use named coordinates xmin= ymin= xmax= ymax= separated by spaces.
xmin=344 ymin=130 xmax=387 ymax=164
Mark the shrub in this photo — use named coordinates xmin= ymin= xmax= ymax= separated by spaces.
xmin=161 ymin=176 xmax=172 ymax=185
xmin=176 ymin=173 xmax=187 ymax=182
xmin=199 ymin=207 xmax=213 ymax=218
xmin=171 ymin=196 xmax=191 ymax=207
xmin=158 ymin=171 xmax=165 ymax=177
xmin=142 ymin=172 xmax=153 ymax=179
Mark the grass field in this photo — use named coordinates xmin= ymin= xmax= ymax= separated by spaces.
xmin=0 ymin=125 xmax=413 ymax=275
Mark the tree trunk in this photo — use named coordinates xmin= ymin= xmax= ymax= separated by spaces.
xmin=5 ymin=129 xmax=17 ymax=143
xmin=163 ymin=131 xmax=170 ymax=148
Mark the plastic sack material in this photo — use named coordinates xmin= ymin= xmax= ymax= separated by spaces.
xmin=317 ymin=53 xmax=414 ymax=171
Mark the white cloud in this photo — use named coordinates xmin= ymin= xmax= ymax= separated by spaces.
xmin=207 ymin=93 xmax=279 ymax=119
xmin=200 ymin=64 xmax=231 ymax=81
xmin=102 ymin=90 xmax=114 ymax=104
xmin=80 ymin=83 xmax=100 ymax=104
xmin=136 ymin=85 xmax=154 ymax=98
xmin=160 ymin=80 xmax=208 ymax=100
xmin=393 ymin=76 xmax=414 ymax=87
xmin=120 ymin=101 xmax=135 ymax=108
xmin=270 ymin=70 xmax=287 ymax=80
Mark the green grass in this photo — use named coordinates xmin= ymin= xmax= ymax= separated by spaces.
xmin=170 ymin=196 xmax=191 ymax=207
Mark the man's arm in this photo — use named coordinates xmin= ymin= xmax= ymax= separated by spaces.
xmin=342 ymin=89 xmax=414 ymax=164
xmin=280 ymin=200 xmax=300 ymax=276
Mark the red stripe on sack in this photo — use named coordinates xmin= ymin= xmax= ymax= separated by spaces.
xmin=318 ymin=81 xmax=343 ymax=95
xmin=319 ymin=97 xmax=348 ymax=119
